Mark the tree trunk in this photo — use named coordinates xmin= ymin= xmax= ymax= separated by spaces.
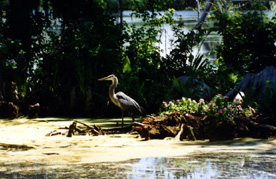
xmin=195 ymin=0 xmax=214 ymax=29
xmin=118 ymin=0 xmax=123 ymax=27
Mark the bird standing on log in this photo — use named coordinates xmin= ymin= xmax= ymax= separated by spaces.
xmin=98 ymin=74 xmax=144 ymax=128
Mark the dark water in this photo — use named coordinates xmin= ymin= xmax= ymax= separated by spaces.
xmin=1 ymin=151 xmax=276 ymax=179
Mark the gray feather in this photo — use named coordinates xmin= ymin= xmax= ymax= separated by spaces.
xmin=116 ymin=92 xmax=144 ymax=115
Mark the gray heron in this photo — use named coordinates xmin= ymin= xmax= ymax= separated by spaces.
xmin=98 ymin=74 xmax=144 ymax=128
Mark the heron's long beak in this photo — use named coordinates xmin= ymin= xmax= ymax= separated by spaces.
xmin=98 ymin=76 xmax=110 ymax=81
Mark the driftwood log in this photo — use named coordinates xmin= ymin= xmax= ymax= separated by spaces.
xmin=234 ymin=115 xmax=276 ymax=139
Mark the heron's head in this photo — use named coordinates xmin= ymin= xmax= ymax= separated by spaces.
xmin=98 ymin=74 xmax=117 ymax=82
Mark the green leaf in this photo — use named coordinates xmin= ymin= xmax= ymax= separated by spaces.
xmin=173 ymin=76 xmax=180 ymax=89
xmin=122 ymin=56 xmax=132 ymax=73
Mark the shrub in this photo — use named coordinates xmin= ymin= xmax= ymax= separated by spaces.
xmin=210 ymin=9 xmax=276 ymax=93
xmin=160 ymin=94 xmax=253 ymax=123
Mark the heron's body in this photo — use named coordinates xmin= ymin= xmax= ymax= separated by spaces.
xmin=99 ymin=74 xmax=144 ymax=128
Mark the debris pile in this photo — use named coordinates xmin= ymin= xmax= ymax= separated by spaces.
xmin=132 ymin=112 xmax=276 ymax=141
xmin=132 ymin=112 xmax=205 ymax=140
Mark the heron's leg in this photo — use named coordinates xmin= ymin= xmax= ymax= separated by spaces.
xmin=121 ymin=109 xmax=125 ymax=129
xmin=131 ymin=113 xmax=135 ymax=122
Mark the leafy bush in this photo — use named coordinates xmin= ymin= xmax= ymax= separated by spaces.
xmin=34 ymin=10 xmax=124 ymax=116
xmin=162 ymin=28 xmax=214 ymax=78
xmin=250 ymin=81 xmax=276 ymax=122
xmin=161 ymin=97 xmax=206 ymax=115
xmin=160 ymin=94 xmax=257 ymax=141
xmin=211 ymin=9 xmax=276 ymax=93
xmin=2 ymin=0 xmax=275 ymax=119
xmin=170 ymin=76 xmax=203 ymax=101
xmin=160 ymin=23 xmax=216 ymax=101
xmin=160 ymin=94 xmax=253 ymax=123
xmin=119 ymin=9 xmax=176 ymax=113
xmin=204 ymin=94 xmax=244 ymax=125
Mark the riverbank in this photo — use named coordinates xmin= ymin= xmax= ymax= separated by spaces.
xmin=0 ymin=118 xmax=275 ymax=165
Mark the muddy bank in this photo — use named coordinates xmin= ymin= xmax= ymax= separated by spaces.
xmin=0 ymin=118 xmax=275 ymax=165
xmin=0 ymin=118 xmax=198 ymax=164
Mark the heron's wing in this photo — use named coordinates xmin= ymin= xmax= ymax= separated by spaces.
xmin=116 ymin=92 xmax=144 ymax=115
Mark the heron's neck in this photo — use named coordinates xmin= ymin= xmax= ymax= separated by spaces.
xmin=109 ymin=77 xmax=118 ymax=102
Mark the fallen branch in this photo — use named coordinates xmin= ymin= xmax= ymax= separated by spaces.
xmin=74 ymin=120 xmax=104 ymax=135
xmin=67 ymin=121 xmax=77 ymax=137
xmin=132 ymin=122 xmax=145 ymax=127
xmin=175 ymin=123 xmax=185 ymax=141
xmin=187 ymin=125 xmax=196 ymax=141
xmin=74 ymin=120 xmax=92 ymax=129
xmin=247 ymin=120 xmax=276 ymax=131
xmin=132 ymin=122 xmax=150 ymax=140
xmin=175 ymin=123 xmax=197 ymax=141
xmin=233 ymin=116 xmax=276 ymax=138
xmin=46 ymin=130 xmax=63 ymax=136
xmin=234 ymin=116 xmax=276 ymax=132
xmin=63 ymin=121 xmax=105 ymax=137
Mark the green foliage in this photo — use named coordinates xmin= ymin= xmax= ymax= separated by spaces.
xmin=34 ymin=5 xmax=124 ymax=116
xmin=160 ymin=25 xmax=215 ymax=101
xmin=205 ymin=94 xmax=243 ymax=125
xmin=123 ymin=0 xmax=203 ymax=11
xmin=232 ymin=1 xmax=270 ymax=11
xmin=122 ymin=56 xmax=132 ymax=73
xmin=0 ymin=1 xmax=47 ymax=96
xmin=171 ymin=76 xmax=201 ymax=100
xmin=0 ymin=1 xmax=214 ymax=116
xmin=161 ymin=97 xmax=206 ymax=115
xmin=1 ymin=0 xmax=275 ymax=119
xmin=162 ymin=25 xmax=215 ymax=83
xmin=211 ymin=9 xmax=276 ymax=93
xmin=127 ymin=0 xmax=175 ymax=12
xmin=160 ymin=94 xmax=254 ymax=125
xmin=252 ymin=81 xmax=276 ymax=120
xmin=0 ymin=39 xmax=24 ymax=70
xmin=0 ymin=0 xmax=126 ymax=116
xmin=119 ymin=9 xmax=176 ymax=113
xmin=237 ymin=88 xmax=257 ymax=109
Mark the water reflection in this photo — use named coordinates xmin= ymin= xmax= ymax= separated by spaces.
xmin=127 ymin=154 xmax=276 ymax=179
xmin=128 ymin=157 xmax=219 ymax=179
xmin=1 ymin=152 xmax=276 ymax=178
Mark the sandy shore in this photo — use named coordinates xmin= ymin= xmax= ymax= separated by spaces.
xmin=0 ymin=118 xmax=275 ymax=164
